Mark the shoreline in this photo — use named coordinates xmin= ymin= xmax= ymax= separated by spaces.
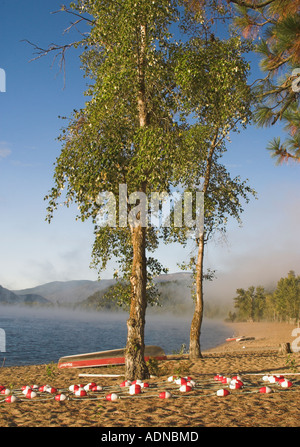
xmin=0 ymin=321 xmax=299 ymax=427
xmin=205 ymin=320 xmax=299 ymax=353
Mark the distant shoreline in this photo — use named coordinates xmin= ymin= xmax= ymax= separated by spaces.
xmin=205 ymin=320 xmax=299 ymax=353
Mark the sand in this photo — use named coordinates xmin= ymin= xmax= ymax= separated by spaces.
xmin=0 ymin=321 xmax=299 ymax=429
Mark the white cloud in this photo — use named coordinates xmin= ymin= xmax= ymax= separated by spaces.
xmin=0 ymin=142 xmax=11 ymax=159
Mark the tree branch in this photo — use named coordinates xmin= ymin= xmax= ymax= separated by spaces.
xmin=22 ymin=39 xmax=82 ymax=88
xmin=229 ymin=0 xmax=276 ymax=9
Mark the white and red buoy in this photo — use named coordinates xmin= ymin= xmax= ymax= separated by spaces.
xmin=91 ymin=385 xmax=103 ymax=392
xmin=5 ymin=395 xmax=17 ymax=403
xmin=268 ymin=375 xmax=285 ymax=384
xmin=175 ymin=377 xmax=187 ymax=386
xmin=120 ymin=380 xmax=131 ymax=387
xmin=26 ymin=389 xmax=37 ymax=399
xmin=167 ymin=376 xmax=176 ymax=383
xmin=1 ymin=388 xmax=11 ymax=395
xmin=46 ymin=387 xmax=57 ymax=394
xmin=216 ymin=389 xmax=230 ymax=397
xmin=39 ymin=385 xmax=51 ymax=392
xmin=22 ymin=386 xmax=32 ymax=395
xmin=159 ymin=391 xmax=172 ymax=399
xmin=259 ymin=386 xmax=272 ymax=394
xmin=179 ymin=384 xmax=193 ymax=393
xmin=129 ymin=384 xmax=142 ymax=395
xmin=55 ymin=394 xmax=67 ymax=402
xmin=69 ymin=384 xmax=84 ymax=393
xmin=232 ymin=375 xmax=242 ymax=382
xmin=280 ymin=379 xmax=293 ymax=388
xmin=84 ymin=382 xmax=97 ymax=391
xmin=106 ymin=393 xmax=119 ymax=401
xmin=229 ymin=379 xmax=243 ymax=390
xmin=74 ymin=388 xmax=87 ymax=397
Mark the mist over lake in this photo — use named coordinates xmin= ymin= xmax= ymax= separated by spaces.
xmin=0 ymin=306 xmax=231 ymax=367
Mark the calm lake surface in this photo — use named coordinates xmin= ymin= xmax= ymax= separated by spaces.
xmin=0 ymin=306 xmax=232 ymax=367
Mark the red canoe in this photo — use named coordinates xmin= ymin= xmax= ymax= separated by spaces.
xmin=57 ymin=345 xmax=167 ymax=369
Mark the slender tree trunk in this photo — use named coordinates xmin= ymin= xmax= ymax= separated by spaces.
xmin=189 ymin=232 xmax=205 ymax=359
xmin=125 ymin=223 xmax=149 ymax=380
xmin=125 ymin=23 xmax=150 ymax=380
xmin=189 ymin=133 xmax=218 ymax=359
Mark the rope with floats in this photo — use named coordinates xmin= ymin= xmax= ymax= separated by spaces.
xmin=0 ymin=373 xmax=298 ymax=404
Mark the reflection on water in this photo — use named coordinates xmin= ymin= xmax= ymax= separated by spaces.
xmin=0 ymin=306 xmax=231 ymax=367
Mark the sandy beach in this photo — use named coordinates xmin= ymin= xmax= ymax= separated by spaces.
xmin=0 ymin=321 xmax=299 ymax=428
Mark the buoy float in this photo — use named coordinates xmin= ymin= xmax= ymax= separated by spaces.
xmin=120 ymin=380 xmax=131 ymax=387
xmin=22 ymin=386 xmax=32 ymax=395
xmin=84 ymin=382 xmax=97 ymax=391
xmin=179 ymin=384 xmax=192 ymax=392
xmin=140 ymin=382 xmax=149 ymax=388
xmin=46 ymin=387 xmax=57 ymax=394
xmin=280 ymin=380 xmax=292 ymax=388
xmin=187 ymin=380 xmax=196 ymax=388
xmin=5 ymin=395 xmax=17 ymax=403
xmin=129 ymin=384 xmax=142 ymax=395
xmin=1 ymin=388 xmax=11 ymax=395
xmin=159 ymin=391 xmax=172 ymax=399
xmin=74 ymin=388 xmax=87 ymax=397
xmin=216 ymin=389 xmax=230 ymax=396
xmin=39 ymin=385 xmax=51 ymax=392
xmin=69 ymin=384 xmax=84 ymax=393
xmin=232 ymin=375 xmax=242 ymax=381
xmin=229 ymin=382 xmax=242 ymax=390
xmin=221 ymin=377 xmax=231 ymax=384
xmin=167 ymin=376 xmax=176 ymax=382
xmin=229 ymin=379 xmax=243 ymax=390
xmin=55 ymin=394 xmax=67 ymax=402
xmin=91 ymin=385 xmax=103 ymax=392
xmin=175 ymin=377 xmax=187 ymax=385
xmin=31 ymin=385 xmax=39 ymax=390
xmin=106 ymin=393 xmax=118 ymax=401
xmin=26 ymin=390 xmax=37 ymax=399
xmin=268 ymin=375 xmax=284 ymax=383
xmin=259 ymin=386 xmax=272 ymax=394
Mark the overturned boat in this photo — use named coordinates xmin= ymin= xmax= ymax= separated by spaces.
xmin=58 ymin=345 xmax=167 ymax=369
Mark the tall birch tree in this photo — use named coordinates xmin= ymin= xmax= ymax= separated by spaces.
xmin=45 ymin=0 xmax=184 ymax=380
xmin=172 ymin=34 xmax=255 ymax=358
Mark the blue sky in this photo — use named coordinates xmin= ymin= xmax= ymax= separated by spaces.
xmin=0 ymin=1 xmax=299 ymax=303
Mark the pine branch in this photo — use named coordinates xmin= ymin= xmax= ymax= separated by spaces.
xmin=230 ymin=0 xmax=276 ymax=9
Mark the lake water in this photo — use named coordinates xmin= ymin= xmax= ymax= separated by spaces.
xmin=0 ymin=306 xmax=232 ymax=367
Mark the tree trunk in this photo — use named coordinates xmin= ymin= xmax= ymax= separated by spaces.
xmin=125 ymin=223 xmax=149 ymax=380
xmin=189 ymin=135 xmax=217 ymax=360
xmin=279 ymin=342 xmax=292 ymax=354
xmin=189 ymin=232 xmax=205 ymax=359
xmin=124 ymin=22 xmax=150 ymax=380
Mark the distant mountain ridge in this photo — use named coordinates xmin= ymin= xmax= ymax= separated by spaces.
xmin=12 ymin=273 xmax=192 ymax=305
xmin=13 ymin=278 xmax=116 ymax=305
xmin=0 ymin=285 xmax=51 ymax=306
xmin=1 ymin=273 xmax=229 ymax=318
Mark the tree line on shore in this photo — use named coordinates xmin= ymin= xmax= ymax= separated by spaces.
xmin=227 ymin=271 xmax=300 ymax=324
